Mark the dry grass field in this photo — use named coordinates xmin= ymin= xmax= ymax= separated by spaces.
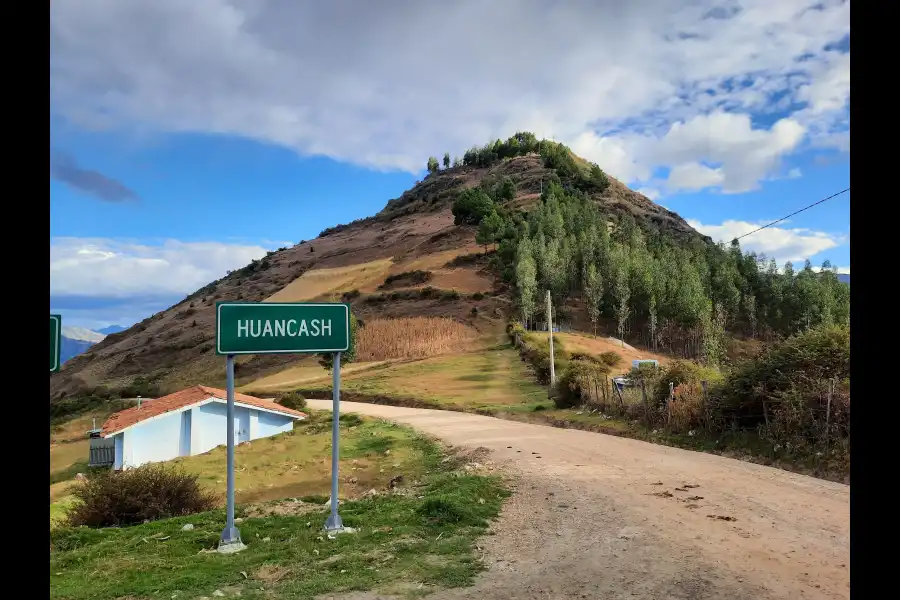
xmin=356 ymin=317 xmax=479 ymax=361
xmin=265 ymin=258 xmax=393 ymax=302
xmin=239 ymin=359 xmax=388 ymax=391
xmin=550 ymin=331 xmax=670 ymax=374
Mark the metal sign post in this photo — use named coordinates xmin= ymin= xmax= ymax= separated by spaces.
xmin=219 ymin=354 xmax=243 ymax=551
xmin=325 ymin=352 xmax=343 ymax=531
xmin=50 ymin=315 xmax=61 ymax=373
xmin=214 ymin=302 xmax=351 ymax=551
xmin=546 ymin=291 xmax=555 ymax=386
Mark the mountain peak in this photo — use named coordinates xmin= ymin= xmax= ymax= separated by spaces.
xmin=61 ymin=326 xmax=106 ymax=343
xmin=374 ymin=133 xmax=701 ymax=242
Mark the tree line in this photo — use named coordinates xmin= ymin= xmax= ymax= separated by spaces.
xmin=455 ymin=178 xmax=849 ymax=364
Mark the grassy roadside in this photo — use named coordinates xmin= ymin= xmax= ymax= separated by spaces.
xmin=244 ymin=338 xmax=848 ymax=483
xmin=247 ymin=344 xmax=548 ymax=413
xmin=50 ymin=414 xmax=509 ymax=600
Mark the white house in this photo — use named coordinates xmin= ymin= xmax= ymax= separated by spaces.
xmin=101 ymin=385 xmax=307 ymax=470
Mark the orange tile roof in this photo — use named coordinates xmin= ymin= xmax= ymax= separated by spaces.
xmin=101 ymin=385 xmax=307 ymax=437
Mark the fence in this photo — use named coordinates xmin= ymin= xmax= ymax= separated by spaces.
xmin=89 ymin=437 xmax=115 ymax=468
xmin=525 ymin=321 xmax=574 ymax=333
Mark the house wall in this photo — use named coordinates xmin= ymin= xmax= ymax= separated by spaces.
xmin=113 ymin=433 xmax=124 ymax=470
xmin=250 ymin=410 xmax=259 ymax=439
xmin=179 ymin=410 xmax=192 ymax=456
xmin=255 ymin=410 xmax=294 ymax=439
xmin=129 ymin=410 xmax=183 ymax=467
xmin=191 ymin=402 xmax=252 ymax=455
xmin=192 ymin=402 xmax=228 ymax=456
xmin=237 ymin=407 xmax=250 ymax=443
xmin=123 ymin=430 xmax=133 ymax=468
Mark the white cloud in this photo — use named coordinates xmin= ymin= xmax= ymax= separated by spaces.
xmin=50 ymin=0 xmax=850 ymax=192
xmin=667 ymin=162 xmax=726 ymax=192
xmin=836 ymin=266 xmax=850 ymax=274
xmin=796 ymin=51 xmax=850 ymax=115
xmin=687 ymin=219 xmax=842 ymax=263
xmin=50 ymin=237 xmax=270 ymax=299
xmin=787 ymin=167 xmax=803 ymax=179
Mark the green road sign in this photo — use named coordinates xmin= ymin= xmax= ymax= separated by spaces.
xmin=216 ymin=302 xmax=350 ymax=355
xmin=50 ymin=314 xmax=61 ymax=373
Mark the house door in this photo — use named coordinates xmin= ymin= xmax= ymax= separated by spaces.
xmin=235 ymin=408 xmax=250 ymax=443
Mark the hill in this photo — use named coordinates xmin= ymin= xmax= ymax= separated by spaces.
xmin=51 ymin=134 xmax=707 ymax=399
xmin=59 ymin=326 xmax=106 ymax=365
xmin=96 ymin=324 xmax=127 ymax=335
xmin=838 ymin=273 xmax=850 ymax=285
xmin=49 ymin=132 xmax=848 ymax=401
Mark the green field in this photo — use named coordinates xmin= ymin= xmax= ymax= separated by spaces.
xmin=251 ymin=344 xmax=549 ymax=412
xmin=50 ymin=414 xmax=508 ymax=600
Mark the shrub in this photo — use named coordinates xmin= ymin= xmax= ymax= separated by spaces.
xmin=341 ymin=289 xmax=361 ymax=301
xmin=715 ymin=325 xmax=851 ymax=445
xmin=554 ymin=356 xmax=613 ymax=409
xmin=66 ymin=463 xmax=218 ymax=528
xmin=452 ymin=188 xmax=495 ymax=225
xmin=445 ymin=253 xmax=483 ymax=267
xmin=715 ymin=324 xmax=849 ymax=420
xmin=515 ymin=333 xmax=566 ymax=386
xmin=378 ymin=270 xmax=432 ymax=289
xmin=761 ymin=378 xmax=850 ymax=450
xmin=668 ymin=381 xmax=708 ymax=432
xmin=470 ymin=306 xmax=479 ymax=316
xmin=277 ymin=391 xmax=307 ymax=411
xmin=598 ymin=351 xmax=622 ymax=368
xmin=439 ymin=289 xmax=461 ymax=301
xmin=507 ymin=320 xmax=526 ymax=337
xmin=648 ymin=360 xmax=721 ymax=407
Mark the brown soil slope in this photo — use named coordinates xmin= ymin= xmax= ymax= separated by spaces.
xmin=50 ymin=154 xmax=704 ymax=400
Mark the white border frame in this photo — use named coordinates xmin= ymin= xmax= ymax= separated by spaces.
xmin=216 ymin=302 xmax=350 ymax=355
xmin=50 ymin=314 xmax=61 ymax=373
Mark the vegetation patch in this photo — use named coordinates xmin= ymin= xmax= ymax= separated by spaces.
xmin=446 ymin=251 xmax=493 ymax=268
xmin=378 ymin=269 xmax=433 ymax=290
xmin=363 ymin=286 xmax=463 ymax=304
xmin=50 ymin=424 xmax=508 ymax=600
xmin=64 ymin=463 xmax=218 ymax=528
xmin=505 ymin=324 xmax=850 ymax=481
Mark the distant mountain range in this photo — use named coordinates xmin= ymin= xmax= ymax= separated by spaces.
xmin=59 ymin=325 xmax=126 ymax=364
xmin=838 ymin=274 xmax=850 ymax=285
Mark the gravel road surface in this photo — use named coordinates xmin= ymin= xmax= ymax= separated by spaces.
xmin=308 ymin=400 xmax=849 ymax=600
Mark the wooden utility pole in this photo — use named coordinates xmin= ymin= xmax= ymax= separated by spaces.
xmin=824 ymin=378 xmax=834 ymax=445
xmin=547 ymin=290 xmax=556 ymax=386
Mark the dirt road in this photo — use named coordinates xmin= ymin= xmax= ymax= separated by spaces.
xmin=308 ymin=400 xmax=849 ymax=600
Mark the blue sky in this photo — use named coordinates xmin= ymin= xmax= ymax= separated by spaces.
xmin=49 ymin=0 xmax=850 ymax=330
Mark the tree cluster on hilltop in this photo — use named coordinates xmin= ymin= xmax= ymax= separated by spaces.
xmin=426 ymin=131 xmax=610 ymax=195
xmin=454 ymin=179 xmax=849 ymax=365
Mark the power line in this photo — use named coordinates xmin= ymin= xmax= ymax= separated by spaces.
xmin=733 ymin=187 xmax=849 ymax=242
